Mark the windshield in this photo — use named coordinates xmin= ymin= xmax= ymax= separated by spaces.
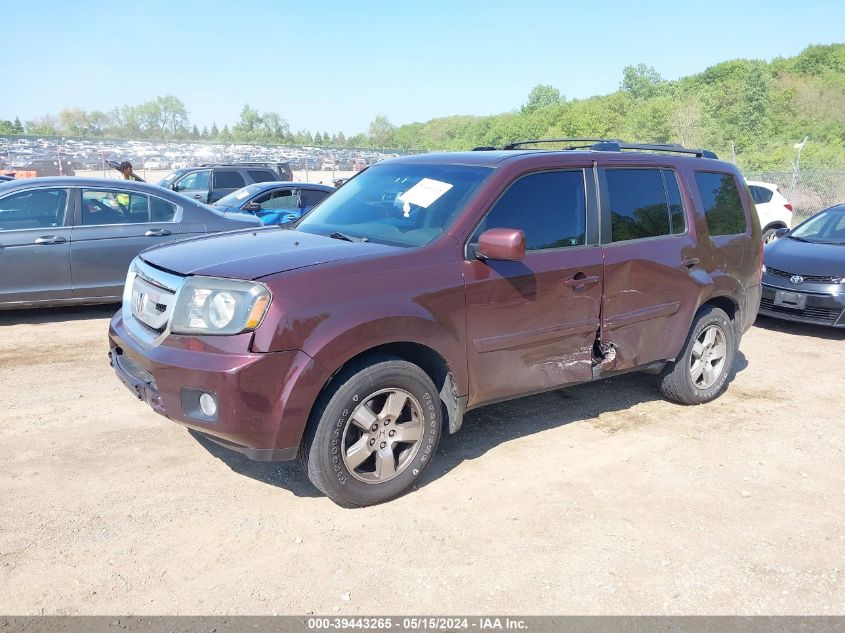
xmin=790 ymin=207 xmax=845 ymax=244
xmin=213 ymin=184 xmax=263 ymax=207
xmin=294 ymin=162 xmax=492 ymax=246
xmin=157 ymin=171 xmax=181 ymax=187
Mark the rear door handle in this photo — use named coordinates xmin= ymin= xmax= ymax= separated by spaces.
xmin=144 ymin=229 xmax=172 ymax=237
xmin=34 ymin=235 xmax=66 ymax=245
xmin=682 ymin=257 xmax=701 ymax=269
xmin=564 ymin=275 xmax=600 ymax=288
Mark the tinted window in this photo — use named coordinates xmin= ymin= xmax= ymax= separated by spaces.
xmin=150 ymin=196 xmax=178 ymax=222
xmin=695 ymin=172 xmax=747 ymax=236
xmin=300 ymin=189 xmax=329 ymax=208
xmin=0 ymin=188 xmax=68 ymax=231
xmin=606 ymin=169 xmax=671 ymax=242
xmin=214 ymin=170 xmax=245 ymax=189
xmin=82 ymin=189 xmax=149 ymax=225
xmin=664 ymin=170 xmax=686 ymax=235
xmin=476 ymin=171 xmax=586 ymax=251
xmin=750 ymin=185 xmax=774 ymax=204
xmin=176 ymin=170 xmax=210 ymax=191
xmin=248 ymin=170 xmax=277 ymax=183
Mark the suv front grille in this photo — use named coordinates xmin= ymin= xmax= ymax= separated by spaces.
xmin=766 ymin=267 xmax=842 ymax=284
xmin=124 ymin=259 xmax=185 ymax=345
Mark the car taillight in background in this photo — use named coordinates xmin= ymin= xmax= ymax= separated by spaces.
xmin=784 ymin=203 xmax=793 ymax=212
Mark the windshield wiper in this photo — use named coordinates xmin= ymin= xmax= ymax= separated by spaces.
xmin=329 ymin=231 xmax=368 ymax=243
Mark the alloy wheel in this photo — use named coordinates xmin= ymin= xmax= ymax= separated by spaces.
xmin=341 ymin=388 xmax=424 ymax=484
xmin=689 ymin=324 xmax=728 ymax=390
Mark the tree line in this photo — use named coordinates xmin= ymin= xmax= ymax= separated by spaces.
xmin=2 ymin=44 xmax=843 ymax=169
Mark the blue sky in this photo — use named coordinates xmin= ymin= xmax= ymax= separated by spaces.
xmin=2 ymin=0 xmax=843 ymax=135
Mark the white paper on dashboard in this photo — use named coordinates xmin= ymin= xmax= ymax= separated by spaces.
xmin=397 ymin=178 xmax=453 ymax=208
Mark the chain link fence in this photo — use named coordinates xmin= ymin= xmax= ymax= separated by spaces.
xmin=744 ymin=169 xmax=845 ymax=225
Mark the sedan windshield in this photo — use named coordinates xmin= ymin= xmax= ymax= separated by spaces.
xmin=213 ymin=184 xmax=264 ymax=208
xmin=294 ymin=162 xmax=492 ymax=246
xmin=790 ymin=207 xmax=845 ymax=244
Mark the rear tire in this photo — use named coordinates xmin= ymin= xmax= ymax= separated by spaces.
xmin=299 ymin=356 xmax=442 ymax=507
xmin=658 ymin=306 xmax=736 ymax=405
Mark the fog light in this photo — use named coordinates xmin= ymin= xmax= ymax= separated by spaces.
xmin=199 ymin=393 xmax=218 ymax=417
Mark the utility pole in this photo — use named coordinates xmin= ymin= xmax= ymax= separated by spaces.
xmin=789 ymin=136 xmax=808 ymax=201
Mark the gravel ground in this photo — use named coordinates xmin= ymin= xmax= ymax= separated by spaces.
xmin=0 ymin=307 xmax=843 ymax=615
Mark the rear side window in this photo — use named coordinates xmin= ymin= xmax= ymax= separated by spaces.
xmin=0 ymin=188 xmax=68 ymax=230
xmin=150 ymin=197 xmax=178 ymax=222
xmin=214 ymin=170 xmax=246 ymax=189
xmin=82 ymin=189 xmax=149 ymax=225
xmin=750 ymin=185 xmax=774 ymax=204
xmin=695 ymin=172 xmax=747 ymax=236
xmin=606 ymin=168 xmax=684 ymax=242
xmin=476 ymin=170 xmax=586 ymax=251
xmin=248 ymin=169 xmax=277 ymax=183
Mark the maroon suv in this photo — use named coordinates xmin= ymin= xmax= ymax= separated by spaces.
xmin=109 ymin=140 xmax=762 ymax=507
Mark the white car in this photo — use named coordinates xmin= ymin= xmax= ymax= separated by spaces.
xmin=747 ymin=180 xmax=794 ymax=244
xmin=143 ymin=157 xmax=170 ymax=170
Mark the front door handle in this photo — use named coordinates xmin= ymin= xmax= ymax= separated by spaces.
xmin=682 ymin=257 xmax=701 ymax=269
xmin=564 ymin=274 xmax=600 ymax=288
xmin=144 ymin=229 xmax=172 ymax=237
xmin=34 ymin=235 xmax=66 ymax=245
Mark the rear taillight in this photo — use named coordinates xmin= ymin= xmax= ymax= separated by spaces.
xmin=784 ymin=203 xmax=793 ymax=212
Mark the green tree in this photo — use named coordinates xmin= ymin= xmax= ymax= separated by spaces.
xmin=620 ymin=64 xmax=665 ymax=100
xmin=336 ymin=131 xmax=346 ymax=146
xmin=368 ymin=114 xmax=395 ymax=146
xmin=12 ymin=117 xmax=24 ymax=134
xmin=521 ymin=84 xmax=563 ymax=113
xmin=210 ymin=122 xmax=219 ymax=139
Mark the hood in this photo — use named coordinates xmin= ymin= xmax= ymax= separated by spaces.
xmin=764 ymin=236 xmax=845 ymax=276
xmin=140 ymin=228 xmax=401 ymax=280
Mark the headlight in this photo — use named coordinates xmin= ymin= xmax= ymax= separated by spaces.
xmin=170 ymin=277 xmax=271 ymax=335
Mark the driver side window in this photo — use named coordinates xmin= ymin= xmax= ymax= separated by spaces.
xmin=260 ymin=189 xmax=298 ymax=210
xmin=175 ymin=170 xmax=210 ymax=192
xmin=471 ymin=170 xmax=587 ymax=251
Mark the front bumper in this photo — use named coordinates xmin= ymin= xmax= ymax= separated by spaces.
xmin=108 ymin=313 xmax=330 ymax=460
xmin=758 ymin=279 xmax=845 ymax=327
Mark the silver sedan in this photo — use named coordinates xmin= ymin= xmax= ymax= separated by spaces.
xmin=0 ymin=177 xmax=261 ymax=309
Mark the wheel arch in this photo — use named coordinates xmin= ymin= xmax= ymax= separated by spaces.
xmin=310 ymin=340 xmax=467 ymax=440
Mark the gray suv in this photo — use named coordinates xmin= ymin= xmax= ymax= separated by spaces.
xmin=158 ymin=163 xmax=292 ymax=203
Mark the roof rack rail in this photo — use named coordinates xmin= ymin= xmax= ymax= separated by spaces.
xmin=502 ymin=138 xmax=621 ymax=150
xmin=501 ymin=138 xmax=718 ymax=159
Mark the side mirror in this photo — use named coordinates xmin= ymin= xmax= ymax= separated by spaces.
xmin=476 ymin=228 xmax=526 ymax=262
xmin=244 ymin=201 xmax=261 ymax=211
xmin=775 ymin=227 xmax=789 ymax=238
xmin=170 ymin=183 xmax=179 ymax=191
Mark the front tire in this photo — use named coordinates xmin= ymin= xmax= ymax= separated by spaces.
xmin=762 ymin=226 xmax=782 ymax=244
xmin=658 ymin=306 xmax=736 ymax=405
xmin=299 ymin=356 xmax=442 ymax=507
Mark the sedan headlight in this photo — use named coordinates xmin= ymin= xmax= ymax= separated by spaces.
xmin=171 ymin=277 xmax=271 ymax=335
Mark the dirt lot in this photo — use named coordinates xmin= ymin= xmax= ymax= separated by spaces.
xmin=0 ymin=307 xmax=843 ymax=615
